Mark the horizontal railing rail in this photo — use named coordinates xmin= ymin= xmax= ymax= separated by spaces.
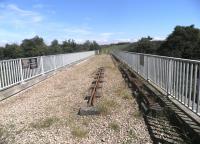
xmin=112 ymin=50 xmax=200 ymax=116
xmin=0 ymin=51 xmax=95 ymax=91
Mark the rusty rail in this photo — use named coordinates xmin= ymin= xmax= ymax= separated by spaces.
xmin=87 ymin=67 xmax=104 ymax=106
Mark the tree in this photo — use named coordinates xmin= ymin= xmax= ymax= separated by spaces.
xmin=136 ymin=36 xmax=153 ymax=53
xmin=83 ymin=40 xmax=100 ymax=51
xmin=21 ymin=36 xmax=48 ymax=57
xmin=62 ymin=40 xmax=72 ymax=53
xmin=0 ymin=36 xmax=102 ymax=60
xmin=0 ymin=47 xmax=4 ymax=60
xmin=90 ymin=41 xmax=100 ymax=50
xmin=48 ymin=39 xmax=62 ymax=54
xmin=3 ymin=44 xmax=23 ymax=59
xmin=83 ymin=40 xmax=91 ymax=51
xmin=157 ymin=25 xmax=200 ymax=59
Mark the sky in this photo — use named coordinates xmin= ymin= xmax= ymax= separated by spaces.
xmin=0 ymin=0 xmax=200 ymax=45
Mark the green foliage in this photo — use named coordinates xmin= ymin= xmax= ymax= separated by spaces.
xmin=30 ymin=117 xmax=59 ymax=129
xmin=21 ymin=36 xmax=48 ymax=57
xmin=48 ymin=39 xmax=62 ymax=55
xmin=96 ymin=98 xmax=119 ymax=115
xmin=1 ymin=24 xmax=200 ymax=60
xmin=71 ymin=127 xmax=88 ymax=138
xmin=124 ymin=38 xmax=162 ymax=54
xmin=3 ymin=44 xmax=23 ymax=59
xmin=108 ymin=122 xmax=120 ymax=131
xmin=62 ymin=39 xmax=77 ymax=53
xmin=0 ymin=47 xmax=4 ymax=60
xmin=105 ymin=25 xmax=200 ymax=60
xmin=135 ymin=36 xmax=153 ymax=53
xmin=0 ymin=36 xmax=100 ymax=60
xmin=83 ymin=40 xmax=100 ymax=51
xmin=157 ymin=25 xmax=200 ymax=59
xmin=100 ymin=43 xmax=131 ymax=54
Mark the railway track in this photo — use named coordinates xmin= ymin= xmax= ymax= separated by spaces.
xmin=112 ymin=55 xmax=195 ymax=143
xmin=79 ymin=67 xmax=105 ymax=115
xmin=88 ymin=67 xmax=104 ymax=106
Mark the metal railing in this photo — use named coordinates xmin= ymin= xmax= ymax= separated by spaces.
xmin=0 ymin=51 xmax=95 ymax=91
xmin=112 ymin=51 xmax=200 ymax=116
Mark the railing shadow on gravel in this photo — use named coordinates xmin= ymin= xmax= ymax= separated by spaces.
xmin=111 ymin=56 xmax=191 ymax=144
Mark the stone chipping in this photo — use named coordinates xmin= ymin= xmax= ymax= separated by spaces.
xmin=0 ymin=55 xmax=152 ymax=144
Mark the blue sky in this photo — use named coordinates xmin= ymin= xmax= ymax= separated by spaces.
xmin=0 ymin=0 xmax=200 ymax=45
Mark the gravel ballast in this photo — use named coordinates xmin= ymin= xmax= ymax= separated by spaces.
xmin=0 ymin=55 xmax=152 ymax=144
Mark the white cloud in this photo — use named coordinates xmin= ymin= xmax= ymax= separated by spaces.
xmin=0 ymin=40 xmax=9 ymax=47
xmin=1 ymin=4 xmax=43 ymax=25
xmin=153 ymin=36 xmax=166 ymax=41
xmin=7 ymin=4 xmax=34 ymax=16
xmin=100 ymin=32 xmax=114 ymax=37
xmin=0 ymin=3 xmax=143 ymax=45
xmin=64 ymin=27 xmax=92 ymax=35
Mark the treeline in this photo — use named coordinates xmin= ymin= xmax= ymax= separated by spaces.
xmin=123 ymin=25 xmax=200 ymax=59
xmin=0 ymin=36 xmax=100 ymax=60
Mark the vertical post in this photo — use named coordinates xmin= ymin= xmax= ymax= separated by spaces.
xmin=54 ymin=55 xmax=56 ymax=70
xmin=192 ymin=64 xmax=198 ymax=110
xmin=197 ymin=64 xmax=200 ymax=114
xmin=19 ymin=59 xmax=24 ymax=83
xmin=41 ymin=56 xmax=44 ymax=75
xmin=167 ymin=59 xmax=172 ymax=96
xmin=188 ymin=63 xmax=193 ymax=108
xmin=0 ymin=62 xmax=2 ymax=90
xmin=147 ymin=56 xmax=149 ymax=81
xmin=137 ymin=55 xmax=139 ymax=73
xmin=62 ymin=54 xmax=64 ymax=67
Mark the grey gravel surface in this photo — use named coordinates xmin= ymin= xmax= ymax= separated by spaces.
xmin=0 ymin=55 xmax=152 ymax=144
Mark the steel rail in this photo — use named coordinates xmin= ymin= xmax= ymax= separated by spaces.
xmin=88 ymin=67 xmax=104 ymax=106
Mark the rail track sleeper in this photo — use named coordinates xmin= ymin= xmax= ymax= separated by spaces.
xmin=79 ymin=67 xmax=105 ymax=115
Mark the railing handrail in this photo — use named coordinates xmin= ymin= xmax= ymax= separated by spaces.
xmin=0 ymin=50 xmax=94 ymax=62
xmin=0 ymin=50 xmax=95 ymax=91
xmin=112 ymin=50 xmax=200 ymax=116
xmin=120 ymin=50 xmax=200 ymax=63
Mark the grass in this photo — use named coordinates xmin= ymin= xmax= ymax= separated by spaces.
xmin=122 ymin=139 xmax=133 ymax=144
xmin=65 ymin=116 xmax=75 ymax=126
xmin=122 ymin=129 xmax=137 ymax=144
xmin=82 ymin=119 xmax=89 ymax=126
xmin=131 ymin=111 xmax=142 ymax=119
xmin=0 ymin=127 xmax=9 ymax=143
xmin=128 ymin=129 xmax=137 ymax=139
xmin=71 ymin=127 xmax=88 ymax=138
xmin=100 ymin=44 xmax=130 ymax=54
xmin=121 ymin=90 xmax=132 ymax=100
xmin=108 ymin=122 xmax=120 ymax=132
xmin=0 ymin=127 xmax=5 ymax=139
xmin=96 ymin=98 xmax=119 ymax=115
xmin=115 ymin=86 xmax=133 ymax=100
xmin=30 ymin=117 xmax=59 ymax=129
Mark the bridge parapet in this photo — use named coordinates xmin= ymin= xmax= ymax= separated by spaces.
xmin=112 ymin=50 xmax=200 ymax=117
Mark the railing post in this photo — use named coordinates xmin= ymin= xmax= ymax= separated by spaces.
xmin=0 ymin=62 xmax=2 ymax=90
xmin=62 ymin=54 xmax=64 ymax=67
xmin=137 ymin=55 xmax=139 ymax=73
xmin=19 ymin=59 xmax=24 ymax=83
xmin=147 ymin=56 xmax=149 ymax=81
xmin=197 ymin=64 xmax=200 ymax=114
xmin=41 ymin=56 xmax=44 ymax=75
xmin=167 ymin=59 xmax=172 ymax=96
xmin=54 ymin=55 xmax=56 ymax=70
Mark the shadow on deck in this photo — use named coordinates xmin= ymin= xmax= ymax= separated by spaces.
xmin=111 ymin=56 xmax=193 ymax=144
